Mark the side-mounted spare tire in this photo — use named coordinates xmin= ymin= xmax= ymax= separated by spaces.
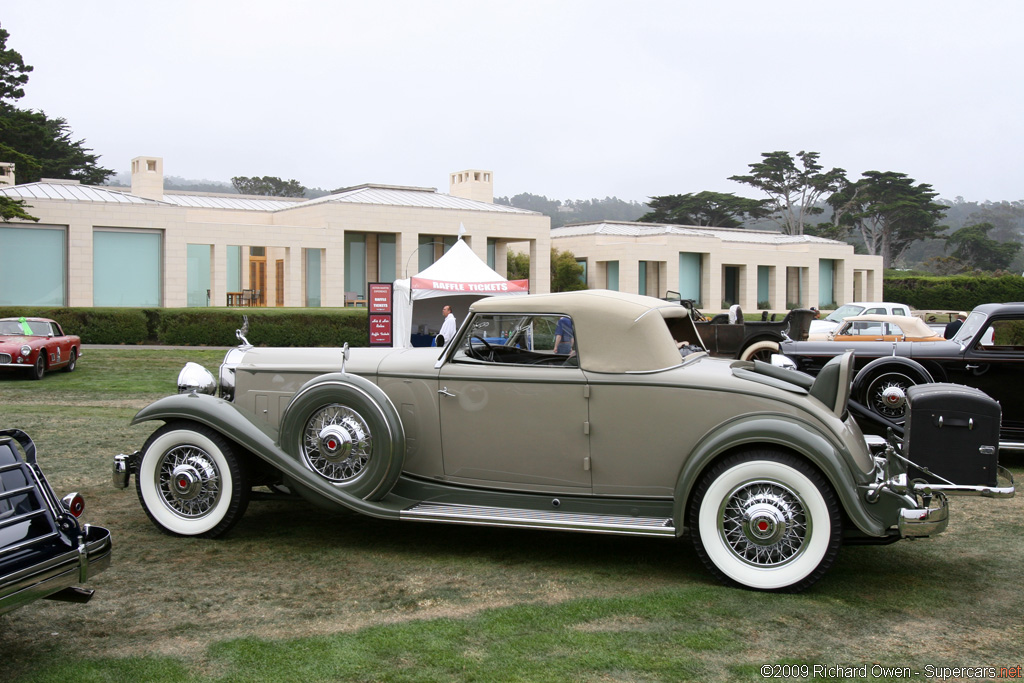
xmin=278 ymin=373 xmax=406 ymax=502
xmin=852 ymin=356 xmax=933 ymax=424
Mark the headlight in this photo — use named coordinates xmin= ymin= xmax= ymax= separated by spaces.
xmin=177 ymin=362 xmax=216 ymax=395
xmin=20 ymin=345 xmax=31 ymax=357
xmin=218 ymin=346 xmax=246 ymax=400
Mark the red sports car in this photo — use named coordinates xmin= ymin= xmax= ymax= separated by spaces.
xmin=0 ymin=317 xmax=81 ymax=380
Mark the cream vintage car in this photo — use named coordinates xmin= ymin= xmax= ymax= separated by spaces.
xmin=112 ymin=290 xmax=1014 ymax=592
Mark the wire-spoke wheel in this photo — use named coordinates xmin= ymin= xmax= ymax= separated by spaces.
xmin=740 ymin=341 xmax=779 ymax=363
xmin=302 ymin=404 xmax=373 ymax=483
xmin=689 ymin=450 xmax=841 ymax=592
xmin=30 ymin=354 xmax=45 ymax=380
xmin=63 ymin=348 xmax=77 ymax=372
xmin=136 ymin=422 xmax=249 ymax=537
xmin=279 ymin=375 xmax=406 ymax=501
xmin=863 ymin=371 xmax=918 ymax=423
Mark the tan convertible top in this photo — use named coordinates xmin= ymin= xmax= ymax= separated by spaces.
xmin=836 ymin=314 xmax=940 ymax=339
xmin=469 ymin=290 xmax=695 ymax=373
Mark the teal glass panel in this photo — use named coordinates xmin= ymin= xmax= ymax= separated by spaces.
xmin=607 ymin=261 xmax=619 ymax=291
xmin=818 ymin=259 xmax=835 ymax=306
xmin=638 ymin=261 xmax=648 ymax=296
xmin=93 ymin=230 xmax=161 ymax=306
xmin=576 ymin=259 xmax=587 ymax=284
xmin=227 ymin=245 xmax=242 ymax=291
xmin=487 ymin=238 xmax=496 ymax=269
xmin=378 ymin=234 xmax=396 ymax=283
xmin=678 ymin=252 xmax=701 ymax=303
xmin=186 ymin=244 xmax=211 ymax=307
xmin=306 ymin=249 xmax=321 ymax=307
xmin=757 ymin=265 xmax=770 ymax=305
xmin=344 ymin=233 xmax=366 ymax=298
xmin=418 ymin=235 xmax=434 ymax=272
xmin=0 ymin=226 xmax=65 ymax=305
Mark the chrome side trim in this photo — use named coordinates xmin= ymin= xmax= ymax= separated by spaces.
xmin=401 ymin=502 xmax=676 ymax=537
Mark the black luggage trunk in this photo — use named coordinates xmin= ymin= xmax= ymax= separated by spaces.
xmin=904 ymin=383 xmax=1000 ymax=487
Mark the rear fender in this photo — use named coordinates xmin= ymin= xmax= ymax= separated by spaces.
xmin=130 ymin=393 xmax=402 ymax=519
xmin=672 ymin=413 xmax=887 ymax=537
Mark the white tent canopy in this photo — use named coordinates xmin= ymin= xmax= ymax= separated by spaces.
xmin=392 ymin=238 xmax=528 ymax=347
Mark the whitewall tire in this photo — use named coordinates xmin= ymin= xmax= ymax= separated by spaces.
xmin=136 ymin=422 xmax=249 ymax=538
xmin=689 ymin=451 xmax=841 ymax=592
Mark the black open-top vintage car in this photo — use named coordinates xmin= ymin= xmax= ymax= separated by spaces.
xmin=778 ymin=302 xmax=1024 ymax=447
xmin=1 ymin=429 xmax=112 ymax=615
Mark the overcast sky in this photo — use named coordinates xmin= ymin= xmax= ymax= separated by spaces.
xmin=3 ymin=1 xmax=1021 ymax=203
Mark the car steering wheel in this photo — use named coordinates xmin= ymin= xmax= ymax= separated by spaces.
xmin=470 ymin=335 xmax=494 ymax=361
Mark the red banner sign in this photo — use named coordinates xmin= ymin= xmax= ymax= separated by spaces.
xmin=410 ymin=278 xmax=529 ymax=293
xmin=367 ymin=283 xmax=393 ymax=346
xmin=368 ymin=283 xmax=393 ymax=313
xmin=369 ymin=314 xmax=392 ymax=346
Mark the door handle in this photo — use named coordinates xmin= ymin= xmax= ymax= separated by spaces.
xmin=438 ymin=387 xmax=455 ymax=397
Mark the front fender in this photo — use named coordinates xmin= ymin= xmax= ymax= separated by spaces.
xmin=672 ymin=413 xmax=887 ymax=537
xmin=130 ymin=393 xmax=403 ymax=520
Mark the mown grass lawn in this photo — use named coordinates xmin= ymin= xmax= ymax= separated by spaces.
xmin=1 ymin=349 xmax=1022 ymax=682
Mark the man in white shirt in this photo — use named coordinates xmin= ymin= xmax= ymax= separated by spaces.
xmin=437 ymin=304 xmax=457 ymax=347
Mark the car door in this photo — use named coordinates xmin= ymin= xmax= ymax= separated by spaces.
xmin=437 ymin=313 xmax=592 ymax=492
xmin=942 ymin=316 xmax=1024 ymax=434
xmin=46 ymin=321 xmax=71 ymax=368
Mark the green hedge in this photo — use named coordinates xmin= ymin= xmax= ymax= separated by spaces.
xmin=0 ymin=307 xmax=369 ymax=347
xmin=0 ymin=307 xmax=150 ymax=344
xmin=883 ymin=275 xmax=1024 ymax=310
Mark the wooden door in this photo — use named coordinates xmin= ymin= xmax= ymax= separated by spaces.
xmin=275 ymin=259 xmax=284 ymax=307
xmin=249 ymin=256 xmax=266 ymax=306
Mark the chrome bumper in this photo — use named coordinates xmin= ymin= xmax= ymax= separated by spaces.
xmin=911 ymin=465 xmax=1016 ymax=499
xmin=112 ymin=452 xmax=136 ymax=489
xmin=898 ymin=492 xmax=949 ymax=538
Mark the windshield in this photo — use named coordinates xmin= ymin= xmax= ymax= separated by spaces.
xmin=824 ymin=305 xmax=865 ymax=324
xmin=0 ymin=320 xmax=49 ymax=336
xmin=954 ymin=311 xmax=986 ymax=343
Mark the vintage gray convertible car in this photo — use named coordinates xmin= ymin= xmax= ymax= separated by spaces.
xmin=113 ymin=291 xmax=1014 ymax=592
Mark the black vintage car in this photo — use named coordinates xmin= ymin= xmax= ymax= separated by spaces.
xmin=778 ymin=302 xmax=1024 ymax=447
xmin=1 ymin=429 xmax=112 ymax=615
xmin=666 ymin=297 xmax=814 ymax=361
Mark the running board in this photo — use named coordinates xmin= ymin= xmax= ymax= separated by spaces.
xmin=400 ymin=502 xmax=676 ymax=537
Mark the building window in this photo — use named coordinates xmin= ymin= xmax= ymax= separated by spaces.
xmin=576 ymin=259 xmax=587 ymax=285
xmin=418 ymin=235 xmax=456 ymax=272
xmin=723 ymin=266 xmax=740 ymax=307
xmin=378 ymin=234 xmax=396 ymax=283
xmin=306 ymin=249 xmax=322 ymax=307
xmin=227 ymin=245 xmax=242 ymax=291
xmin=818 ymin=259 xmax=836 ymax=307
xmin=606 ymin=261 xmax=619 ymax=291
xmin=757 ymin=265 xmax=771 ymax=308
xmin=0 ymin=226 xmax=66 ymax=306
xmin=186 ymin=244 xmax=211 ymax=307
xmin=678 ymin=252 xmax=702 ymax=305
xmin=94 ymin=229 xmax=162 ymax=306
xmin=344 ymin=233 xmax=367 ymax=300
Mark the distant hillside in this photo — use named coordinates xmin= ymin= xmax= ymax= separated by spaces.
xmin=495 ymin=193 xmax=649 ymax=228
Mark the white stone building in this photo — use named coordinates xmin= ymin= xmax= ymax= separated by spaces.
xmin=551 ymin=221 xmax=884 ymax=312
xmin=0 ymin=158 xmax=550 ymax=309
